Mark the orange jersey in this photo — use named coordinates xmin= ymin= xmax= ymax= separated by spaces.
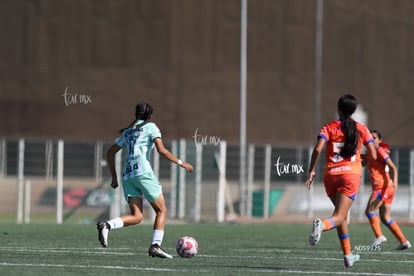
xmin=318 ymin=120 xmax=374 ymax=176
xmin=366 ymin=146 xmax=392 ymax=190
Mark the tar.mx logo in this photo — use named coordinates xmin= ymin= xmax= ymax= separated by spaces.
xmin=274 ymin=156 xmax=304 ymax=176
xmin=62 ymin=86 xmax=92 ymax=106
xmin=193 ymin=128 xmax=222 ymax=147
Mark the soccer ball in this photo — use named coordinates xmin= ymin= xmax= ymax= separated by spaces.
xmin=176 ymin=236 xmax=198 ymax=258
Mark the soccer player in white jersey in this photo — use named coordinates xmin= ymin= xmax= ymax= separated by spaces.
xmin=97 ymin=103 xmax=193 ymax=258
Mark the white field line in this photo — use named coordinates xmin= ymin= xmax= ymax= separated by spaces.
xmin=277 ymin=270 xmax=412 ymax=276
xmin=200 ymin=254 xmax=414 ymax=264
xmin=3 ymin=246 xmax=413 ymax=255
xmin=0 ymin=262 xmax=206 ymax=272
xmin=0 ymin=246 xmax=131 ymax=251
xmin=1 ymin=247 xmax=413 ymax=275
xmin=0 ymin=262 xmax=412 ymax=275
xmin=2 ymin=246 xmax=414 ymax=263
xmin=235 ymin=248 xmax=414 ymax=256
xmin=0 ymin=247 xmax=135 ymax=256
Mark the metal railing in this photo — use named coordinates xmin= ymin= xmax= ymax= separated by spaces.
xmin=1 ymin=138 xmax=413 ymax=224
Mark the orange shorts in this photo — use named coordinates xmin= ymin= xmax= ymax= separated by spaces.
xmin=324 ymin=174 xmax=361 ymax=200
xmin=371 ymin=186 xmax=394 ymax=204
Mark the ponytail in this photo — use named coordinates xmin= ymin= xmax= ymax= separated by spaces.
xmin=338 ymin=94 xmax=358 ymax=158
xmin=119 ymin=102 xmax=154 ymax=133
xmin=340 ymin=117 xmax=358 ymax=158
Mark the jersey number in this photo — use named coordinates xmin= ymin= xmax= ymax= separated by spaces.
xmin=331 ymin=142 xmax=356 ymax=162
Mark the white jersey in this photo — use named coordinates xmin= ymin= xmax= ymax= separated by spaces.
xmin=115 ymin=120 xmax=161 ymax=180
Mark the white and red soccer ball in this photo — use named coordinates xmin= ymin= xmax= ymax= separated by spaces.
xmin=176 ymin=236 xmax=199 ymax=258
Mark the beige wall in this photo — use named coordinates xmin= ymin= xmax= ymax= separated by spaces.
xmin=1 ymin=0 xmax=413 ymax=146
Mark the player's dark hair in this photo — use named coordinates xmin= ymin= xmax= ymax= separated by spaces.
xmin=135 ymin=102 xmax=153 ymax=121
xmin=370 ymin=129 xmax=382 ymax=140
xmin=119 ymin=103 xmax=153 ymax=133
xmin=338 ymin=94 xmax=358 ymax=158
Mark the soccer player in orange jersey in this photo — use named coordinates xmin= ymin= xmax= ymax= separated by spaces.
xmin=305 ymin=94 xmax=377 ymax=267
xmin=362 ymin=130 xmax=411 ymax=250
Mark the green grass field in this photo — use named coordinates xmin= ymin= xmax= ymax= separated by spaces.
xmin=0 ymin=222 xmax=413 ymax=275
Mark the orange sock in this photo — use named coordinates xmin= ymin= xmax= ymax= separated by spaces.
xmin=386 ymin=219 xmax=407 ymax=244
xmin=339 ymin=233 xmax=351 ymax=255
xmin=367 ymin=212 xmax=383 ymax=238
xmin=322 ymin=217 xmax=335 ymax=231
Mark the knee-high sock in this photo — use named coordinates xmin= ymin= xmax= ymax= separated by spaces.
xmin=386 ymin=219 xmax=407 ymax=244
xmin=322 ymin=217 xmax=335 ymax=231
xmin=339 ymin=233 xmax=351 ymax=255
xmin=367 ymin=212 xmax=383 ymax=238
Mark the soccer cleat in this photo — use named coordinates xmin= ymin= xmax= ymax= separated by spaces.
xmin=396 ymin=241 xmax=411 ymax=250
xmin=344 ymin=253 xmax=360 ymax=268
xmin=148 ymin=244 xmax=173 ymax=259
xmin=370 ymin=235 xmax=387 ymax=248
xmin=309 ymin=218 xmax=323 ymax=246
xmin=96 ymin=221 xmax=110 ymax=247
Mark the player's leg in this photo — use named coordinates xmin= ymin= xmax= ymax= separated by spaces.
xmin=309 ymin=191 xmax=353 ymax=246
xmin=365 ymin=191 xmax=386 ymax=247
xmin=380 ymin=203 xmax=411 ymax=249
xmin=123 ymin=196 xmax=145 ymax=225
xmin=310 ymin=175 xmax=342 ymax=246
xmin=311 ymin=174 xmax=356 ymax=235
xmin=323 ymin=174 xmax=360 ymax=267
xmin=332 ymin=192 xmax=360 ymax=267
xmin=110 ymin=176 xmax=145 ymax=227
xmin=97 ymin=176 xmax=144 ymax=247
xmin=138 ymin=171 xmax=172 ymax=258
xmin=97 ymin=196 xmax=144 ymax=247
xmin=329 ymin=192 xmax=353 ymax=226
xmin=148 ymin=193 xmax=172 ymax=258
xmin=331 ymin=192 xmax=353 ymax=253
xmin=150 ymin=192 xmax=168 ymax=244
xmin=337 ymin=210 xmax=360 ymax=267
xmin=138 ymin=172 xmax=168 ymax=246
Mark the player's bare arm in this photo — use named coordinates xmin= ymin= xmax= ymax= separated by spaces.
xmin=154 ymin=137 xmax=194 ymax=172
xmin=305 ymin=138 xmax=325 ymax=189
xmin=386 ymin=158 xmax=398 ymax=189
xmin=107 ymin=144 xmax=122 ymax=188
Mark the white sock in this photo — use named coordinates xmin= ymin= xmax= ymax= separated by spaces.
xmin=107 ymin=217 xmax=124 ymax=230
xmin=152 ymin=229 xmax=164 ymax=246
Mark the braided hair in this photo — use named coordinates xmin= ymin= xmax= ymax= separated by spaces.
xmin=338 ymin=94 xmax=358 ymax=158
xmin=119 ymin=103 xmax=153 ymax=133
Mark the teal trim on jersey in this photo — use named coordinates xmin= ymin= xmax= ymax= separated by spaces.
xmin=115 ymin=120 xmax=161 ymax=180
